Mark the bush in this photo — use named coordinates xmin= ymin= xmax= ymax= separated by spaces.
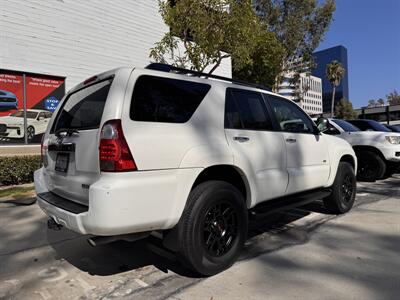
xmin=0 ymin=155 xmax=41 ymax=186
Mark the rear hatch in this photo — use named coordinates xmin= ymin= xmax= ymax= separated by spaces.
xmin=43 ymin=76 xmax=115 ymax=206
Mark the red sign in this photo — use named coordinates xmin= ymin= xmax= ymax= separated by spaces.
xmin=0 ymin=71 xmax=65 ymax=117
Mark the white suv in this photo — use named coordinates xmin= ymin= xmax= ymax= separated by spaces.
xmin=35 ymin=64 xmax=357 ymax=275
xmin=317 ymin=118 xmax=400 ymax=181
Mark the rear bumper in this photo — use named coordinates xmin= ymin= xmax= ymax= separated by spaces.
xmin=34 ymin=167 xmax=202 ymax=236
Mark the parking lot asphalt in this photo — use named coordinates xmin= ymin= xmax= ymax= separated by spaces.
xmin=0 ymin=176 xmax=399 ymax=300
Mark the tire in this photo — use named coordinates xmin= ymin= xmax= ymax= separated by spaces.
xmin=356 ymin=151 xmax=386 ymax=181
xmin=26 ymin=126 xmax=35 ymax=142
xmin=323 ymin=162 xmax=356 ymax=214
xmin=383 ymin=162 xmax=399 ymax=179
xmin=178 ymin=181 xmax=248 ymax=276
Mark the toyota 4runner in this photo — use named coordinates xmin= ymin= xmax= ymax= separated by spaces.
xmin=35 ymin=64 xmax=357 ymax=276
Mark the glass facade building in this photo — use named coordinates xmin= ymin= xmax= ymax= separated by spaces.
xmin=312 ymin=45 xmax=349 ymax=113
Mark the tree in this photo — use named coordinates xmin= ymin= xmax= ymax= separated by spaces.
xmin=367 ymin=99 xmax=377 ymax=107
xmin=387 ymin=90 xmax=400 ymax=105
xmin=335 ymin=99 xmax=357 ymax=119
xmin=232 ymin=30 xmax=285 ymax=88
xmin=326 ymin=60 xmax=345 ymax=117
xmin=150 ymin=0 xmax=264 ymax=74
xmin=377 ymin=98 xmax=385 ymax=106
xmin=254 ymin=0 xmax=336 ymax=84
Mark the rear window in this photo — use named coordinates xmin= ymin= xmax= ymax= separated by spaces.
xmin=225 ymin=89 xmax=272 ymax=130
xmin=130 ymin=75 xmax=211 ymax=123
xmin=52 ymin=79 xmax=113 ymax=132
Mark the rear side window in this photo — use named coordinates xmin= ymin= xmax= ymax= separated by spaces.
xmin=225 ymin=88 xmax=272 ymax=130
xmin=131 ymin=75 xmax=211 ymax=123
xmin=53 ymin=79 xmax=113 ymax=132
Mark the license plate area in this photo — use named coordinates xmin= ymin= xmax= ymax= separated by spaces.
xmin=55 ymin=153 xmax=69 ymax=173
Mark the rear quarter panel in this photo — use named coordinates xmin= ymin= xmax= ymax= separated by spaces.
xmin=120 ymin=69 xmax=232 ymax=171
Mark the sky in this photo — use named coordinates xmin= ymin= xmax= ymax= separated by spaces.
xmin=316 ymin=0 xmax=400 ymax=108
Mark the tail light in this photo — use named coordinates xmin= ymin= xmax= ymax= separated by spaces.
xmin=99 ymin=120 xmax=137 ymax=172
xmin=41 ymin=134 xmax=48 ymax=166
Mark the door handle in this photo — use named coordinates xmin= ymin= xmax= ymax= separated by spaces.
xmin=233 ymin=136 xmax=250 ymax=142
xmin=285 ymin=138 xmax=297 ymax=143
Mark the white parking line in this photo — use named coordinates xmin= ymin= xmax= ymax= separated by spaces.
xmin=134 ymin=278 xmax=149 ymax=287
xmin=357 ymin=193 xmax=369 ymax=196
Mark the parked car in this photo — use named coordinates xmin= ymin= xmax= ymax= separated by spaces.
xmin=317 ymin=118 xmax=400 ymax=181
xmin=384 ymin=124 xmax=400 ymax=132
xmin=0 ymin=109 xmax=52 ymax=141
xmin=346 ymin=119 xmax=391 ymax=132
xmin=35 ymin=64 xmax=357 ymax=276
xmin=0 ymin=89 xmax=18 ymax=111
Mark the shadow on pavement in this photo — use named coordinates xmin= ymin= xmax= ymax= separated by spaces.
xmin=48 ymin=208 xmax=319 ymax=278
xmin=45 ymin=176 xmax=400 ymax=278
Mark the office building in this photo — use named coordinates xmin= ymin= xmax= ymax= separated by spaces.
xmin=312 ymin=45 xmax=349 ymax=113
xmin=278 ymin=72 xmax=323 ymax=116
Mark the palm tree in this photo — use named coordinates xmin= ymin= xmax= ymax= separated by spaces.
xmin=326 ymin=60 xmax=346 ymax=117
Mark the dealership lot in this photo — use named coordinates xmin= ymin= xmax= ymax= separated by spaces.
xmin=1 ymin=177 xmax=399 ymax=300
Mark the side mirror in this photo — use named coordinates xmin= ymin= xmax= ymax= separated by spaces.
xmin=316 ymin=117 xmax=329 ymax=133
xmin=38 ymin=116 xmax=44 ymax=121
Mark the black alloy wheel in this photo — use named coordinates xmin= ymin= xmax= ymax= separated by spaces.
xmin=202 ymin=201 xmax=238 ymax=257
xmin=323 ymin=161 xmax=356 ymax=214
xmin=341 ymin=174 xmax=354 ymax=204
xmin=27 ymin=126 xmax=35 ymax=141
xmin=357 ymin=151 xmax=386 ymax=181
xmin=177 ymin=180 xmax=248 ymax=276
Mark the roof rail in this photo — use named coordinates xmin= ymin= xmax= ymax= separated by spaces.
xmin=145 ymin=63 xmax=271 ymax=92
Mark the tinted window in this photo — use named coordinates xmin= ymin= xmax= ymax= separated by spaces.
xmin=131 ymin=76 xmax=211 ymax=123
xmin=268 ymin=96 xmax=314 ymax=133
xmin=348 ymin=120 xmax=390 ymax=132
xmin=225 ymin=89 xmax=272 ymax=130
xmin=53 ymin=79 xmax=113 ymax=132
xmin=225 ymin=92 xmax=242 ymax=129
xmin=331 ymin=119 xmax=360 ymax=132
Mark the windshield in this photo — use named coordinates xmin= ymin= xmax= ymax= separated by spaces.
xmin=10 ymin=111 xmax=38 ymax=119
xmin=368 ymin=121 xmax=391 ymax=132
xmin=331 ymin=119 xmax=360 ymax=132
xmin=347 ymin=120 xmax=391 ymax=132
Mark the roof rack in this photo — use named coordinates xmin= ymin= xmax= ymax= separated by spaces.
xmin=145 ymin=63 xmax=271 ymax=92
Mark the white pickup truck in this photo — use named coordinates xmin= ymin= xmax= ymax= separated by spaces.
xmin=35 ymin=64 xmax=357 ymax=275
xmin=317 ymin=118 xmax=400 ymax=181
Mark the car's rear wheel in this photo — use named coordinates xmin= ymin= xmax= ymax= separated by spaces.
xmin=26 ymin=126 xmax=35 ymax=142
xmin=178 ymin=181 xmax=248 ymax=276
xmin=356 ymin=151 xmax=386 ymax=181
xmin=324 ymin=162 xmax=356 ymax=214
